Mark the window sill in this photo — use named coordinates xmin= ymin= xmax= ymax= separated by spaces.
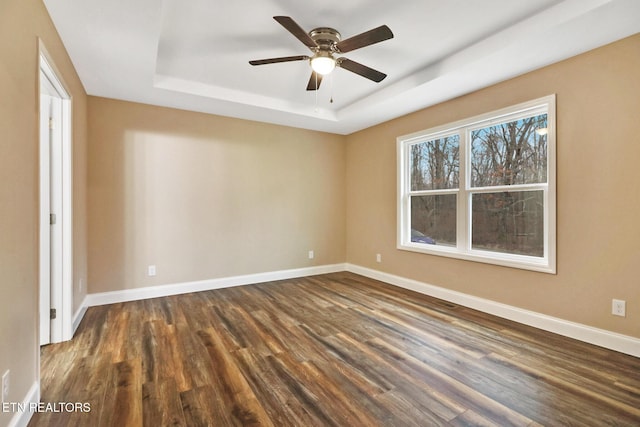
xmin=398 ymin=243 xmax=556 ymax=274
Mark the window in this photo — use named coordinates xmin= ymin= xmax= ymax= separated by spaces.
xmin=397 ymin=95 xmax=555 ymax=273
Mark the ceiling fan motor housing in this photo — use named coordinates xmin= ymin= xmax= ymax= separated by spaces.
xmin=309 ymin=27 xmax=341 ymax=52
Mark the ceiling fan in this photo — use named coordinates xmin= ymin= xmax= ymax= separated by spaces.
xmin=249 ymin=16 xmax=394 ymax=91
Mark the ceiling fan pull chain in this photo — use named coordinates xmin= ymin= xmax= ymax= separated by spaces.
xmin=330 ymin=73 xmax=334 ymax=104
xmin=315 ymin=72 xmax=319 ymax=112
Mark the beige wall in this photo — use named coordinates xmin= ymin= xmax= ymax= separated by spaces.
xmin=0 ymin=0 xmax=87 ymax=423
xmin=346 ymin=33 xmax=640 ymax=339
xmin=88 ymin=97 xmax=346 ymax=293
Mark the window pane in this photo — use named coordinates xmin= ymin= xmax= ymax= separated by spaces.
xmin=411 ymin=195 xmax=456 ymax=246
xmin=410 ymin=135 xmax=459 ymax=191
xmin=471 ymin=114 xmax=547 ymax=187
xmin=472 ymin=191 xmax=544 ymax=257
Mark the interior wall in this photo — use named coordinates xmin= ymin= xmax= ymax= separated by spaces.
xmin=88 ymin=97 xmax=346 ymax=293
xmin=0 ymin=0 xmax=87 ymax=422
xmin=346 ymin=33 xmax=640 ymax=339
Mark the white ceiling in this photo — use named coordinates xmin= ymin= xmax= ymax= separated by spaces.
xmin=43 ymin=0 xmax=640 ymax=135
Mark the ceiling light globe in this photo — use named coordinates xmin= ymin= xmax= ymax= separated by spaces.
xmin=311 ymin=56 xmax=336 ymax=75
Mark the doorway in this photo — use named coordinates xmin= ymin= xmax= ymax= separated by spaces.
xmin=39 ymin=46 xmax=73 ymax=345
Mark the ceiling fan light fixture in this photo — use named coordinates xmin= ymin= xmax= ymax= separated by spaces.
xmin=310 ymin=53 xmax=336 ymax=75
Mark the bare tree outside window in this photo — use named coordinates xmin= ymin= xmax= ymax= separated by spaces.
xmin=411 ymin=136 xmax=459 ymax=190
xmin=470 ymin=114 xmax=547 ymax=256
xmin=471 ymin=114 xmax=548 ymax=187
xmin=409 ymin=136 xmax=459 ymax=245
xmin=472 ymin=191 xmax=544 ymax=256
xmin=411 ymin=195 xmax=457 ymax=246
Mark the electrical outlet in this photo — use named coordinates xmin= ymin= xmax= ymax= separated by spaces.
xmin=2 ymin=370 xmax=9 ymax=403
xmin=612 ymin=299 xmax=626 ymax=317
xmin=308 ymin=250 xmax=314 ymax=259
xmin=376 ymin=253 xmax=382 ymax=263
xmin=148 ymin=265 xmax=156 ymax=276
xmin=78 ymin=278 xmax=83 ymax=292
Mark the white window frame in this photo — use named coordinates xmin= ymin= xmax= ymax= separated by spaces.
xmin=397 ymin=95 xmax=556 ymax=273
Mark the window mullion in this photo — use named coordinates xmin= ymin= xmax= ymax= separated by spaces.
xmin=458 ymin=130 xmax=469 ymax=252
xmin=408 ymin=188 xmax=459 ymax=197
xmin=469 ymin=183 xmax=548 ymax=193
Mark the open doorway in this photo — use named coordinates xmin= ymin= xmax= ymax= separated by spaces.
xmin=39 ymin=43 xmax=73 ymax=345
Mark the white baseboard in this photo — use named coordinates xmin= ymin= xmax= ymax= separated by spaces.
xmin=72 ymin=296 xmax=88 ymax=333
xmin=7 ymin=381 xmax=39 ymax=427
xmin=84 ymin=263 xmax=347 ymax=307
xmin=346 ymin=263 xmax=640 ymax=358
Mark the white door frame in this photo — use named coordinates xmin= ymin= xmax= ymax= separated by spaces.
xmin=39 ymin=40 xmax=73 ymax=345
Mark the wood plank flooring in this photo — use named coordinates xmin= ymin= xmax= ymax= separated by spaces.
xmin=30 ymin=272 xmax=640 ymax=426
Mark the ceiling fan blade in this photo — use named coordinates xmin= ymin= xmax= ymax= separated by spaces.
xmin=306 ymin=72 xmax=323 ymax=91
xmin=336 ymin=25 xmax=393 ymax=53
xmin=249 ymin=55 xmax=309 ymax=66
xmin=338 ymin=58 xmax=387 ymax=82
xmin=273 ymin=16 xmax=317 ymax=49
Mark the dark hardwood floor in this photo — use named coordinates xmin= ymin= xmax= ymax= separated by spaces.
xmin=30 ymin=272 xmax=640 ymax=426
